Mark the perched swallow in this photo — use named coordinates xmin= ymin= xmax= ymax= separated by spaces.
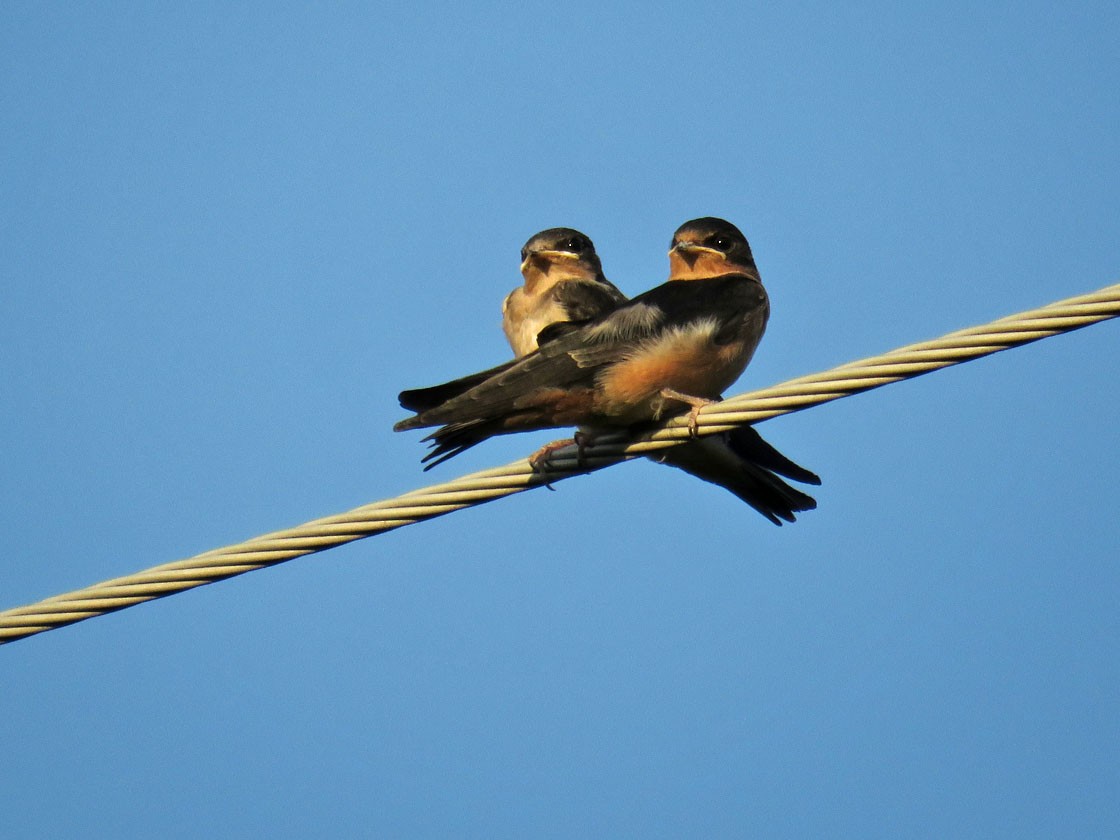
xmin=498 ymin=225 xmax=820 ymax=524
xmin=502 ymin=228 xmax=626 ymax=357
xmin=397 ymin=217 xmax=773 ymax=462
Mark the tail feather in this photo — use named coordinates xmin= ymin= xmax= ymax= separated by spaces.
xmin=724 ymin=462 xmax=818 ymax=525
xmin=657 ymin=432 xmax=819 ymax=525
xmin=724 ymin=426 xmax=821 ymax=486
xmin=393 ymin=415 xmax=428 ymax=433
xmin=398 ymin=359 xmax=519 ymax=416
xmin=418 ymin=419 xmax=507 ymax=471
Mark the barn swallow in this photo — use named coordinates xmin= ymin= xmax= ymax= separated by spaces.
xmin=397 ymin=217 xmax=796 ymax=477
xmin=502 ymin=228 xmax=626 ymax=357
xmin=497 ymin=225 xmax=820 ymax=524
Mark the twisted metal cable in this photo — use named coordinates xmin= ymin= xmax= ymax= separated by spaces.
xmin=2 ymin=282 xmax=1117 ymax=645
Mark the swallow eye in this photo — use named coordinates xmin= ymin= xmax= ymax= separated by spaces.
xmin=712 ymin=236 xmax=732 ymax=251
xmin=563 ymin=237 xmax=582 ymax=252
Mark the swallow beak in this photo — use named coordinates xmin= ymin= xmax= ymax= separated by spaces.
xmin=671 ymin=241 xmax=721 ymax=256
xmin=521 ymin=249 xmax=580 ymax=273
xmin=670 ymin=240 xmax=721 ymax=267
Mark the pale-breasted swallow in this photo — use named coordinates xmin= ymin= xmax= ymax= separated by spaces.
xmin=502 ymin=228 xmax=626 ymax=357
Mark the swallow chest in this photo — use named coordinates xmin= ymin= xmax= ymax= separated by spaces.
xmin=593 ymin=283 xmax=768 ymax=424
xmin=503 ymin=285 xmax=570 ymax=357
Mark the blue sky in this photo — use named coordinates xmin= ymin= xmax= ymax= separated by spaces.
xmin=2 ymin=3 xmax=1117 ymax=837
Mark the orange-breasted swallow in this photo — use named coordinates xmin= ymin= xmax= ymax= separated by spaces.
xmin=498 ymin=225 xmax=820 ymax=524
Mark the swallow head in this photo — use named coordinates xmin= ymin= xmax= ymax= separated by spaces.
xmin=519 ymin=228 xmax=603 ymax=287
xmin=668 ymin=217 xmax=758 ymax=281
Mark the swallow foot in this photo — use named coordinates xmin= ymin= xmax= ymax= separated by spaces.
xmin=529 ymin=431 xmax=598 ymax=471
xmin=659 ymin=389 xmax=717 ymax=438
xmin=571 ymin=430 xmax=596 ymax=467
xmin=529 ymin=437 xmax=578 ymax=472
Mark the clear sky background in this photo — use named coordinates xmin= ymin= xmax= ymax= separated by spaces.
xmin=2 ymin=3 xmax=1117 ymax=837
